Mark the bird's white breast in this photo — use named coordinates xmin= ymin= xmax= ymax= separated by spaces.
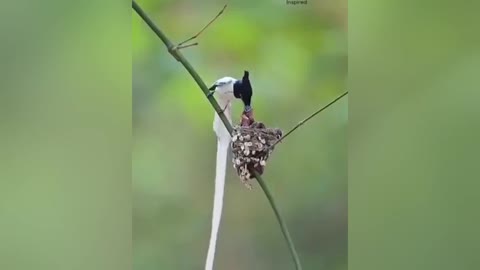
xmin=213 ymin=103 xmax=232 ymax=139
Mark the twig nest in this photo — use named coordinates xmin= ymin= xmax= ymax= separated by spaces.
xmin=231 ymin=122 xmax=282 ymax=189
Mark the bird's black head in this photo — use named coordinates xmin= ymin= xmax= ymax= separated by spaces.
xmin=233 ymin=70 xmax=253 ymax=112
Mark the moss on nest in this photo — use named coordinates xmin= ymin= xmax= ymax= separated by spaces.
xmin=231 ymin=122 xmax=283 ymax=189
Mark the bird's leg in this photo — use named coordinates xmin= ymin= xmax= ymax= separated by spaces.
xmin=207 ymin=90 xmax=215 ymax=98
xmin=172 ymin=4 xmax=227 ymax=51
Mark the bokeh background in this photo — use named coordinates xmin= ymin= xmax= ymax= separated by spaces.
xmin=2 ymin=1 xmax=479 ymax=270
xmin=133 ymin=0 xmax=347 ymax=269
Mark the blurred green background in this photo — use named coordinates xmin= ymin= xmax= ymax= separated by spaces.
xmin=2 ymin=1 xmax=480 ymax=270
xmin=133 ymin=0 xmax=347 ymax=269
xmin=349 ymin=1 xmax=480 ymax=270
xmin=0 ymin=1 xmax=131 ymax=270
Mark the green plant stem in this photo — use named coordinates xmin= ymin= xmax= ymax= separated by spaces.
xmin=132 ymin=1 xmax=302 ymax=269
xmin=254 ymin=171 xmax=302 ymax=269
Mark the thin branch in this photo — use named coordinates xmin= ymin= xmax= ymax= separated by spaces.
xmin=176 ymin=42 xmax=198 ymax=50
xmin=132 ymin=2 xmax=302 ymax=270
xmin=176 ymin=4 xmax=228 ymax=48
xmin=271 ymin=91 xmax=348 ymax=149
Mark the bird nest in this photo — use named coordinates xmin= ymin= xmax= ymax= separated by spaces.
xmin=231 ymin=122 xmax=283 ymax=189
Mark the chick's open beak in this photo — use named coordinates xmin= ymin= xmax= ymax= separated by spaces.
xmin=240 ymin=108 xmax=255 ymax=127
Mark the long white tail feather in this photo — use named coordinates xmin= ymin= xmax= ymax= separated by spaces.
xmin=205 ymin=137 xmax=229 ymax=270
xmin=206 ymin=103 xmax=232 ymax=270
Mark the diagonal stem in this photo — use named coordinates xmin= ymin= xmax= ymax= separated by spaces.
xmin=254 ymin=171 xmax=302 ymax=269
xmin=132 ymin=1 xmax=302 ymax=269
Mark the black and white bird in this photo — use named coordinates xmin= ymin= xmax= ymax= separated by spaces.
xmin=208 ymin=70 xmax=253 ymax=113
xmin=204 ymin=70 xmax=253 ymax=270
